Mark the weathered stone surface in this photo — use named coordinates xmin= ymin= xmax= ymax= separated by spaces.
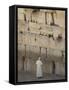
xmin=18 ymin=8 xmax=65 ymax=76
xmin=55 ymin=61 xmax=65 ymax=76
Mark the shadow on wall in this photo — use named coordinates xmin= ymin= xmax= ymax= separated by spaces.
xmin=18 ymin=49 xmax=65 ymax=76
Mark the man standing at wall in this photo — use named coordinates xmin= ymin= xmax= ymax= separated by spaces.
xmin=36 ymin=57 xmax=43 ymax=78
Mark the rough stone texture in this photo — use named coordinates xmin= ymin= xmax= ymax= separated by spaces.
xmin=17 ymin=8 xmax=65 ymax=78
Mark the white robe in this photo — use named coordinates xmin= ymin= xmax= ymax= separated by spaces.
xmin=26 ymin=58 xmax=31 ymax=72
xmin=36 ymin=60 xmax=43 ymax=78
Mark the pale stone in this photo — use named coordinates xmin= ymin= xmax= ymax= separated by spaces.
xmin=55 ymin=62 xmax=65 ymax=76
xmin=18 ymin=8 xmax=65 ymax=76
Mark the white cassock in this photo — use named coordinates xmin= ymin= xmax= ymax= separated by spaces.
xmin=36 ymin=58 xmax=43 ymax=78
xmin=26 ymin=58 xmax=31 ymax=72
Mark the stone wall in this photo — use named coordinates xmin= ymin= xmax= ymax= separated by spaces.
xmin=18 ymin=8 xmax=65 ymax=76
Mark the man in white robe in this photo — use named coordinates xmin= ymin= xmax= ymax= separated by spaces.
xmin=26 ymin=58 xmax=31 ymax=72
xmin=36 ymin=57 xmax=43 ymax=78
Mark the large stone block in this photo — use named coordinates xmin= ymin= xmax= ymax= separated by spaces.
xmin=32 ymin=11 xmax=45 ymax=24
xmin=55 ymin=61 xmax=65 ymax=76
xmin=43 ymin=61 xmax=53 ymax=74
